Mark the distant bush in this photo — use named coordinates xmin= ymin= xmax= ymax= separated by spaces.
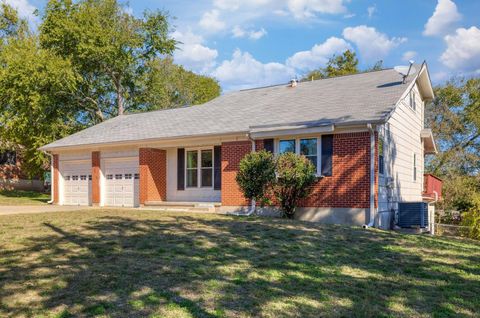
xmin=460 ymin=195 xmax=480 ymax=240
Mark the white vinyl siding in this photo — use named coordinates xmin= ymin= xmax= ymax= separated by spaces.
xmin=379 ymin=83 xmax=424 ymax=212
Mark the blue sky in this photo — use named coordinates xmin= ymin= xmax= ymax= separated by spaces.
xmin=10 ymin=0 xmax=480 ymax=91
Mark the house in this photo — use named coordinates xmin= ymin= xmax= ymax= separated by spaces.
xmin=40 ymin=62 xmax=440 ymax=229
xmin=0 ymin=148 xmax=45 ymax=191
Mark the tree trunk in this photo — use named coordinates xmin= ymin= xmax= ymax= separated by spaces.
xmin=117 ymin=88 xmax=124 ymax=115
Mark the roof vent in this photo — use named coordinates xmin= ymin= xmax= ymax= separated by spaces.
xmin=394 ymin=60 xmax=416 ymax=84
xmin=290 ymin=78 xmax=298 ymax=88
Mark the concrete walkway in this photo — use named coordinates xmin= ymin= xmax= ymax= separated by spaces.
xmin=0 ymin=205 xmax=93 ymax=216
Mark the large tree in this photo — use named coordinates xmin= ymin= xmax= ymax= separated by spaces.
xmin=0 ymin=2 xmax=220 ymax=178
xmin=425 ymin=77 xmax=480 ymax=212
xmin=40 ymin=0 xmax=178 ymax=121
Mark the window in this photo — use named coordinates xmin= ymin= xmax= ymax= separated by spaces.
xmin=379 ymin=137 xmax=384 ymax=175
xmin=80 ymin=175 xmax=87 ymax=181
xmin=279 ymin=139 xmax=295 ymax=153
xmin=88 ymin=175 xmax=92 ymax=181
xmin=115 ymin=174 xmax=122 ymax=180
xmin=277 ymin=137 xmax=329 ymax=176
xmin=186 ymin=150 xmax=198 ymax=187
xmin=124 ymin=173 xmax=132 ymax=179
xmin=134 ymin=173 xmax=140 ymax=179
xmin=106 ymin=174 xmax=113 ymax=180
xmin=409 ymin=90 xmax=416 ymax=111
xmin=300 ymin=138 xmax=318 ymax=169
xmin=65 ymin=176 xmax=71 ymax=181
xmin=413 ymin=153 xmax=417 ymax=182
xmin=201 ymin=150 xmax=213 ymax=187
xmin=72 ymin=175 xmax=79 ymax=181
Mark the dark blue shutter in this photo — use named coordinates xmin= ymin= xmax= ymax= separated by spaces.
xmin=214 ymin=146 xmax=221 ymax=190
xmin=263 ymin=139 xmax=274 ymax=153
xmin=321 ymin=135 xmax=333 ymax=176
xmin=177 ymin=148 xmax=185 ymax=190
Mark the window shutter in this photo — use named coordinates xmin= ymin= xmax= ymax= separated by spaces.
xmin=263 ymin=139 xmax=274 ymax=153
xmin=177 ymin=148 xmax=185 ymax=190
xmin=214 ymin=145 xmax=222 ymax=190
xmin=321 ymin=135 xmax=333 ymax=176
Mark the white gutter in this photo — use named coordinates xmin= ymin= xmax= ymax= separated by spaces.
xmin=364 ymin=124 xmax=376 ymax=228
xmin=230 ymin=134 xmax=256 ymax=217
xmin=42 ymin=151 xmax=54 ymax=204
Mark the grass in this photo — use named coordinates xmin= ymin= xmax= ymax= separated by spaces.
xmin=0 ymin=209 xmax=479 ymax=317
xmin=0 ymin=189 xmax=50 ymax=205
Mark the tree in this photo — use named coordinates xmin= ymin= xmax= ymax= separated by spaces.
xmin=425 ymin=78 xmax=480 ymax=176
xmin=273 ymin=152 xmax=317 ymax=218
xmin=366 ymin=60 xmax=383 ymax=72
xmin=136 ymin=58 xmax=220 ymax=111
xmin=40 ymin=0 xmax=177 ymax=121
xmin=0 ymin=35 xmax=80 ymax=178
xmin=302 ymin=49 xmax=359 ymax=81
xmin=236 ymin=150 xmax=276 ymax=209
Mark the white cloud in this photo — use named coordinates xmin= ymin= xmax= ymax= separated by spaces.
xmin=440 ymin=27 xmax=480 ymax=73
xmin=232 ymin=25 xmax=267 ymax=40
xmin=286 ymin=36 xmax=352 ymax=70
xmin=199 ymin=9 xmax=226 ymax=32
xmin=402 ymin=51 xmax=417 ymax=62
xmin=172 ymin=30 xmax=219 ymax=73
xmin=343 ymin=13 xmax=355 ymax=19
xmin=4 ymin=0 xmax=36 ymax=20
xmin=343 ymin=25 xmax=407 ymax=61
xmin=287 ymin=0 xmax=347 ymax=19
xmin=423 ymin=0 xmax=461 ymax=37
xmin=213 ymin=49 xmax=295 ymax=91
xmin=367 ymin=5 xmax=376 ymax=18
xmin=213 ymin=0 xmax=273 ymax=11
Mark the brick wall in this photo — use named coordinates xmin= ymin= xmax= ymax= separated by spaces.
xmin=53 ymin=154 xmax=59 ymax=204
xmin=91 ymin=151 xmax=100 ymax=205
xmin=220 ymin=133 xmax=377 ymax=209
xmin=300 ymin=132 xmax=373 ymax=208
xmin=221 ymin=140 xmax=252 ymax=206
xmin=139 ymin=148 xmax=167 ymax=204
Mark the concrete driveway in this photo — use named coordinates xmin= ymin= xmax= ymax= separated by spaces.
xmin=0 ymin=205 xmax=93 ymax=216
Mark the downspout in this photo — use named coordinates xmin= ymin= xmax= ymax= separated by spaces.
xmin=43 ymin=151 xmax=54 ymax=204
xmin=231 ymin=134 xmax=256 ymax=216
xmin=364 ymin=124 xmax=376 ymax=228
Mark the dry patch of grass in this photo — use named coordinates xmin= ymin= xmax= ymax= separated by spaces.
xmin=0 ymin=209 xmax=479 ymax=317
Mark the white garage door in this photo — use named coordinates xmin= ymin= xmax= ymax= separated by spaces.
xmin=61 ymin=161 xmax=91 ymax=206
xmin=104 ymin=159 xmax=139 ymax=207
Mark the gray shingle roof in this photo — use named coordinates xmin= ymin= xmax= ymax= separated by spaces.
xmin=41 ymin=68 xmax=415 ymax=150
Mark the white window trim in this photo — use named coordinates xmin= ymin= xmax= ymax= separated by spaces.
xmin=185 ymin=147 xmax=214 ymax=189
xmin=276 ymin=137 xmax=322 ymax=176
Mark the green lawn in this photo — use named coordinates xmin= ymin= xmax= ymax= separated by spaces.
xmin=0 ymin=190 xmax=50 ymax=205
xmin=0 ymin=210 xmax=479 ymax=318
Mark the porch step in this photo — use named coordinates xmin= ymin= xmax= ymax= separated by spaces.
xmin=143 ymin=201 xmax=221 ymax=213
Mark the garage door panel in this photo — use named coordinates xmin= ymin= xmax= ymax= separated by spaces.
xmin=61 ymin=162 xmax=91 ymax=206
xmin=104 ymin=159 xmax=139 ymax=207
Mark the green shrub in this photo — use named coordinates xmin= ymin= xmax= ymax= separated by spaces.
xmin=273 ymin=152 xmax=317 ymax=218
xmin=460 ymin=194 xmax=480 ymax=240
xmin=236 ymin=150 xmax=276 ymax=208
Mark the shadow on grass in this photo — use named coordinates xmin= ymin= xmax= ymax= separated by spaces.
xmin=0 ymin=212 xmax=479 ymax=317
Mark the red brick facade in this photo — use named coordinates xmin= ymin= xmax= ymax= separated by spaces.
xmin=139 ymin=148 xmax=167 ymax=204
xmin=300 ymin=132 xmax=373 ymax=208
xmin=221 ymin=140 xmax=252 ymax=206
xmin=220 ymin=132 xmax=377 ymax=209
xmin=53 ymin=154 xmax=59 ymax=204
xmin=91 ymin=151 xmax=101 ymax=205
